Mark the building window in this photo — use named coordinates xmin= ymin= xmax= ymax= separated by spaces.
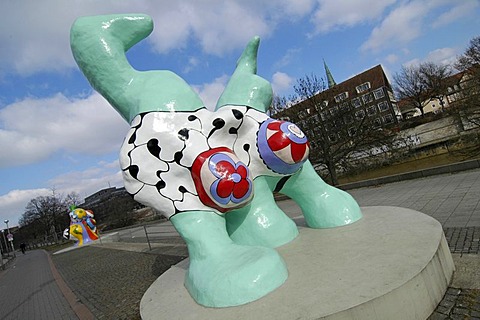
xmin=334 ymin=91 xmax=349 ymax=103
xmin=352 ymin=97 xmax=362 ymax=108
xmin=344 ymin=114 xmax=354 ymax=124
xmin=348 ymin=127 xmax=357 ymax=136
xmin=383 ymin=114 xmax=394 ymax=124
xmin=373 ymin=118 xmax=382 ymax=128
xmin=356 ymin=82 xmax=371 ymax=94
xmin=373 ymin=88 xmax=385 ymax=99
xmin=355 ymin=110 xmax=365 ymax=119
xmin=378 ymin=101 xmax=389 ymax=112
xmin=339 ymin=102 xmax=349 ymax=113
xmin=320 ymin=111 xmax=328 ymax=121
xmin=366 ymin=105 xmax=377 ymax=116
xmin=362 ymin=93 xmax=373 ymax=104
xmin=330 ymin=106 xmax=339 ymax=116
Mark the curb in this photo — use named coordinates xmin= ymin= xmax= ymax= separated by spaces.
xmin=338 ymin=159 xmax=480 ymax=190
xmin=46 ymin=250 xmax=95 ymax=320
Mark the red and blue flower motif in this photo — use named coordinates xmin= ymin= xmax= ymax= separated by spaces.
xmin=191 ymin=147 xmax=253 ymax=213
xmin=257 ymin=119 xmax=310 ymax=174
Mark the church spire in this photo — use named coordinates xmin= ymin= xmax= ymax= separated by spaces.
xmin=323 ymin=59 xmax=336 ymax=89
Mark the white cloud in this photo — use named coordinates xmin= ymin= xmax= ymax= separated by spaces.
xmin=424 ymin=47 xmax=458 ymax=66
xmin=432 ymin=1 xmax=480 ymax=28
xmin=361 ymin=1 xmax=477 ymax=53
xmin=274 ymin=48 xmax=302 ymax=69
xmin=148 ymin=2 xmax=271 ymax=56
xmin=403 ymin=47 xmax=458 ymax=68
xmin=192 ymin=75 xmax=229 ymax=110
xmin=0 ymin=93 xmax=129 ymax=168
xmin=0 ymin=0 xmax=135 ymax=76
xmin=271 ymin=72 xmax=294 ymax=95
xmin=0 ymin=188 xmax=50 ymax=226
xmin=0 ymin=0 xmax=318 ymax=76
xmin=361 ymin=1 xmax=427 ymax=53
xmin=311 ymin=0 xmax=395 ymax=34
xmin=48 ymin=160 xmax=124 ymax=200
xmin=0 ymin=160 xmax=124 ymax=227
xmin=183 ymin=57 xmax=200 ymax=74
xmin=385 ymin=54 xmax=399 ymax=64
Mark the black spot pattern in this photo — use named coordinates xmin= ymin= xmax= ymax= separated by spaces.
xmin=174 ymin=151 xmax=183 ymax=164
xmin=128 ymin=165 xmax=139 ymax=179
xmin=178 ymin=128 xmax=189 ymax=141
xmin=232 ymin=109 xmax=243 ymax=119
xmin=156 ymin=180 xmax=166 ymax=190
xmin=213 ymin=118 xmax=225 ymax=128
xmin=147 ymin=139 xmax=161 ymax=158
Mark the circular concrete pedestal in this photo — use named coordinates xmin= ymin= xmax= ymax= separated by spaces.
xmin=140 ymin=206 xmax=455 ymax=320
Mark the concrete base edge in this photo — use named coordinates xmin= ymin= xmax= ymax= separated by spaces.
xmin=140 ymin=206 xmax=455 ymax=320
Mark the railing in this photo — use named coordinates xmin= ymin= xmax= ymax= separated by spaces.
xmin=106 ymin=221 xmax=186 ymax=254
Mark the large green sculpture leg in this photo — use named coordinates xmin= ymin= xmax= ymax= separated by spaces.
xmin=226 ymin=176 xmax=298 ymax=248
xmin=217 ymin=38 xmax=299 ymax=247
xmin=279 ymin=161 xmax=362 ymax=228
xmin=171 ymin=210 xmax=288 ymax=307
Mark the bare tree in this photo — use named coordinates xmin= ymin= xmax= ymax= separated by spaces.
xmin=394 ymin=65 xmax=429 ymax=117
xmin=19 ymin=190 xmax=70 ymax=241
xmin=269 ymin=95 xmax=289 ymax=116
xmin=450 ymin=36 xmax=480 ymax=156
xmin=65 ymin=192 xmax=82 ymax=208
xmin=456 ymin=36 xmax=480 ymax=71
xmin=420 ymin=62 xmax=453 ymax=112
xmin=274 ymin=74 xmax=398 ymax=185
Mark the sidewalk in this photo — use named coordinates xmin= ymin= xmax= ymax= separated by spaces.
xmin=0 ymin=250 xmax=80 ymax=320
xmin=1 ymin=168 xmax=479 ymax=319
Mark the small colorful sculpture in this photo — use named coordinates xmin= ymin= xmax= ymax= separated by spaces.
xmin=70 ymin=14 xmax=362 ymax=307
xmin=63 ymin=206 xmax=99 ymax=246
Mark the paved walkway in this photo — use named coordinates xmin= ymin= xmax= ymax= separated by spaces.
xmin=0 ymin=168 xmax=479 ymax=319
xmin=347 ymin=168 xmax=480 ymax=228
xmin=0 ymin=250 xmax=79 ymax=320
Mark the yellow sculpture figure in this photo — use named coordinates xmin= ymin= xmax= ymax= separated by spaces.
xmin=63 ymin=206 xmax=99 ymax=246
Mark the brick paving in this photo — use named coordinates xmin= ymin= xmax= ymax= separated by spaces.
xmin=1 ymin=168 xmax=479 ymax=319
xmin=429 ymin=288 xmax=480 ymax=320
xmin=444 ymin=227 xmax=480 ymax=254
xmin=51 ymin=247 xmax=184 ymax=320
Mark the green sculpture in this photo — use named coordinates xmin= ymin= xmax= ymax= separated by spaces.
xmin=70 ymin=14 xmax=361 ymax=307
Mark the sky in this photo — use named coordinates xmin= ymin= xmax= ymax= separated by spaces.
xmin=1 ymin=0 xmax=479 ymax=228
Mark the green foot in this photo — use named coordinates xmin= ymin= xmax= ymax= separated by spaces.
xmin=171 ymin=210 xmax=288 ymax=307
xmin=280 ymin=161 xmax=362 ymax=228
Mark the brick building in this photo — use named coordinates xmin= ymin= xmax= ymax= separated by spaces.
xmin=274 ymin=64 xmax=402 ymax=146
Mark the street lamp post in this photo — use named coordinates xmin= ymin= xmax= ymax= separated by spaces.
xmin=0 ymin=230 xmax=3 ymax=270
xmin=4 ymin=220 xmax=15 ymax=257
xmin=1 ymin=229 xmax=7 ymax=254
